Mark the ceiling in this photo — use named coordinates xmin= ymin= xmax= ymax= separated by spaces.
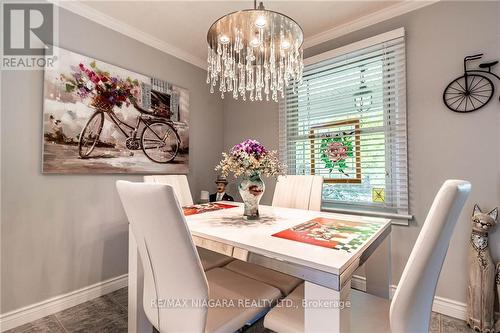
xmin=72 ymin=1 xmax=429 ymax=68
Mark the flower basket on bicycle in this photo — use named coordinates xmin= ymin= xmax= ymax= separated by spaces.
xmin=90 ymin=95 xmax=114 ymax=112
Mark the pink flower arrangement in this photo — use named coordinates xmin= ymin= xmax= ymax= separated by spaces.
xmin=61 ymin=61 xmax=140 ymax=109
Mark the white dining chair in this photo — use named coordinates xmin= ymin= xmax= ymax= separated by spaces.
xmin=117 ymin=181 xmax=282 ymax=333
xmin=144 ymin=175 xmax=233 ymax=271
xmin=143 ymin=175 xmax=193 ymax=206
xmin=271 ymin=175 xmax=324 ymax=211
xmin=264 ymin=179 xmax=471 ymax=333
xmin=224 ymin=176 xmax=323 ymax=296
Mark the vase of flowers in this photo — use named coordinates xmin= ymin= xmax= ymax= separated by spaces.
xmin=216 ymin=139 xmax=284 ymax=220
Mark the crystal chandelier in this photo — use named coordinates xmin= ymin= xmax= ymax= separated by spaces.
xmin=206 ymin=1 xmax=304 ymax=102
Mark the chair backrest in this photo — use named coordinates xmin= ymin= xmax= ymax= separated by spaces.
xmin=116 ymin=181 xmax=208 ymax=332
xmin=271 ymin=175 xmax=323 ymax=211
xmin=390 ymin=180 xmax=471 ymax=332
xmin=144 ymin=175 xmax=194 ymax=206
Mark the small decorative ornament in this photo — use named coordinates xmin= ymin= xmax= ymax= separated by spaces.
xmin=200 ymin=190 xmax=210 ymax=204
xmin=443 ymin=54 xmax=499 ymax=113
xmin=467 ymin=204 xmax=498 ymax=333
xmin=209 ymin=175 xmax=234 ymax=202
xmin=372 ymin=188 xmax=385 ymax=203
xmin=215 ymin=139 xmax=285 ymax=219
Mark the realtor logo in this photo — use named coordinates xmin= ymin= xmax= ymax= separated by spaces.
xmin=1 ymin=2 xmax=58 ymax=69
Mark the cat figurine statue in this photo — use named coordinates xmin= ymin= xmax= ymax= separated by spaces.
xmin=467 ymin=204 xmax=498 ymax=333
xmin=496 ymin=262 xmax=500 ymax=332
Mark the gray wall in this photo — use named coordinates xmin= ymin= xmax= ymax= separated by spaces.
xmin=223 ymin=1 xmax=500 ymax=304
xmin=0 ymin=8 xmax=224 ymax=313
xmin=222 ymin=99 xmax=279 ymax=204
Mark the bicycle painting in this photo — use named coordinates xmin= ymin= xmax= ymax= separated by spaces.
xmin=42 ymin=46 xmax=189 ymax=174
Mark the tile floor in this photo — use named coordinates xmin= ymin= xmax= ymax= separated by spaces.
xmin=5 ymin=288 xmax=475 ymax=333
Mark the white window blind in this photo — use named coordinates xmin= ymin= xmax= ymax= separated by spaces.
xmin=279 ymin=30 xmax=408 ymax=217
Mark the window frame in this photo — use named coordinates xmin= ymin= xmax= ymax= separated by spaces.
xmin=280 ymin=28 xmax=411 ymax=223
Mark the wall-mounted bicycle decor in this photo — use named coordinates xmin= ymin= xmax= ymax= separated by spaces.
xmin=443 ymin=54 xmax=499 ymax=113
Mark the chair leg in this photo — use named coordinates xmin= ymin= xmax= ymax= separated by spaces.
xmin=129 ymin=228 xmax=153 ymax=333
xmin=304 ymin=280 xmax=352 ymax=333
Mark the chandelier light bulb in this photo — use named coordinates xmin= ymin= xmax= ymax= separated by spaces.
xmin=255 ymin=15 xmax=267 ymax=28
xmin=218 ymin=35 xmax=230 ymax=45
xmin=281 ymin=40 xmax=291 ymax=50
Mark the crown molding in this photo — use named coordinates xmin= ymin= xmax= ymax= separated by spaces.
xmin=50 ymin=0 xmax=207 ymax=69
xmin=303 ymin=0 xmax=439 ymax=49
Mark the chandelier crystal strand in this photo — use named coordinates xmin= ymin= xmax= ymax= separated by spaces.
xmin=206 ymin=2 xmax=303 ymax=102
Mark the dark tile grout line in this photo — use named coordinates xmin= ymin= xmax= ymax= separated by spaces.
xmin=53 ymin=314 xmax=69 ymax=333
xmin=45 ymin=292 xmax=127 ymax=333
xmin=91 ymin=294 xmax=129 ymax=331
xmin=107 ymin=291 xmax=130 ymax=327
xmin=108 ymin=292 xmax=129 ymax=315
xmin=108 ymin=291 xmax=128 ymax=312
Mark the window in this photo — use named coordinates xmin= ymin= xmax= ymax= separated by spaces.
xmin=279 ymin=29 xmax=409 ymax=218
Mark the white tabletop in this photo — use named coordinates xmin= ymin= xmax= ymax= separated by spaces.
xmin=185 ymin=202 xmax=391 ymax=275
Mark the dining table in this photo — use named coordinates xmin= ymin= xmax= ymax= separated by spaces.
xmin=128 ymin=201 xmax=392 ymax=333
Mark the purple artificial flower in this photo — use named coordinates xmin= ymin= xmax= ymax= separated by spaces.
xmin=231 ymin=139 xmax=268 ymax=159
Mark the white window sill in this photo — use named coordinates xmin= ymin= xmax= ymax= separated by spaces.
xmin=321 ymin=204 xmax=412 ymax=225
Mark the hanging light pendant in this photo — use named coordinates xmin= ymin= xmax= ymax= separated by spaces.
xmin=206 ymin=1 xmax=304 ymax=102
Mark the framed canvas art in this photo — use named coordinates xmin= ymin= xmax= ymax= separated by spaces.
xmin=42 ymin=46 xmax=189 ymax=174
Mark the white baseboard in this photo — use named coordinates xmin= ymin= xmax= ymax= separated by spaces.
xmin=351 ymin=275 xmax=468 ymax=320
xmin=0 ymin=274 xmax=128 ymax=332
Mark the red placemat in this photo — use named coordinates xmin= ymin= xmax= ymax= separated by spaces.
xmin=182 ymin=203 xmax=238 ymax=216
xmin=272 ymin=217 xmax=382 ymax=252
